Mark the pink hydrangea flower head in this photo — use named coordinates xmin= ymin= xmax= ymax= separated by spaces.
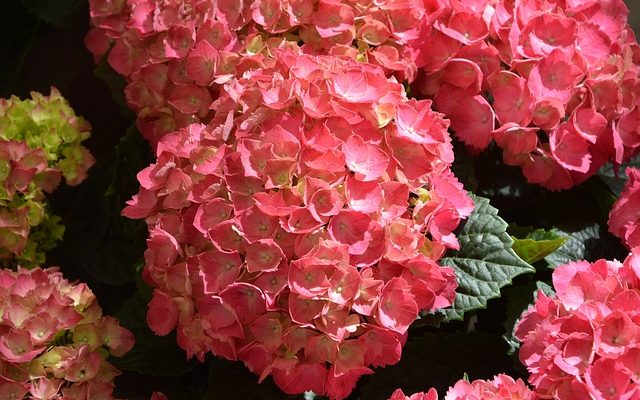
xmin=410 ymin=0 xmax=640 ymax=190
xmin=86 ymin=0 xmax=443 ymax=146
xmin=124 ymin=47 xmax=471 ymax=399
xmin=387 ymin=374 xmax=533 ymax=400
xmin=88 ymin=0 xmax=640 ymax=190
xmin=515 ymin=247 xmax=640 ymax=399
xmin=0 ymin=267 xmax=134 ymax=400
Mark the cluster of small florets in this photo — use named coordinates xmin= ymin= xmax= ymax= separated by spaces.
xmin=411 ymin=0 xmax=640 ymax=190
xmin=123 ymin=46 xmax=472 ymax=399
xmin=515 ymin=248 xmax=640 ymax=399
xmin=0 ymin=267 xmax=134 ymax=400
xmin=87 ymin=0 xmax=640 ymax=190
xmin=388 ymin=374 xmax=533 ymax=400
xmin=609 ymin=167 xmax=640 ymax=249
xmin=0 ymin=88 xmax=95 ymax=266
xmin=85 ymin=0 xmax=426 ymax=146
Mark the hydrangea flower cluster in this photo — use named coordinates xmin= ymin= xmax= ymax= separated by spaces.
xmin=0 ymin=267 xmax=134 ymax=400
xmin=123 ymin=46 xmax=472 ymax=399
xmin=85 ymin=0 xmax=429 ymax=146
xmin=388 ymin=374 xmax=533 ymax=400
xmin=0 ymin=88 xmax=95 ymax=266
xmin=609 ymin=167 xmax=640 ymax=249
xmin=411 ymin=0 xmax=640 ymax=190
xmin=87 ymin=0 xmax=640 ymax=190
xmin=515 ymin=247 xmax=640 ymax=399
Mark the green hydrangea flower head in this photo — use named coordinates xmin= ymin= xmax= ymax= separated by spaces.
xmin=0 ymin=88 xmax=94 ymax=267
xmin=0 ymin=87 xmax=94 ymax=186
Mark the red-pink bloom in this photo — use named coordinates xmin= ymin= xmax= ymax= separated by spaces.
xmin=515 ymin=248 xmax=640 ymax=399
xmin=435 ymin=85 xmax=495 ymax=150
xmin=493 ymin=124 xmax=538 ymax=156
xmin=488 ymin=71 xmax=532 ymax=127
xmin=389 ymin=388 xmax=438 ymax=400
xmin=186 ymin=40 xmax=219 ymax=86
xmin=387 ymin=374 xmax=533 ymax=400
xmin=124 ymin=48 xmax=466 ymax=399
xmin=343 ymin=135 xmax=389 ymax=182
xmin=374 ymin=278 xmax=418 ymax=335
xmin=549 ymin=122 xmax=592 ymax=173
xmin=88 ymin=0 xmax=640 ymax=193
xmin=313 ymin=1 xmax=355 ymax=39
xmin=147 ymin=289 xmax=179 ymax=336
xmin=0 ymin=267 xmax=133 ymax=400
xmin=527 ymin=50 xmax=584 ymax=105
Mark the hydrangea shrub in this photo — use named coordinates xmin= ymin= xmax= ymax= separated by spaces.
xmin=515 ymin=247 xmax=640 ymax=399
xmin=0 ymin=267 xmax=134 ymax=400
xmin=0 ymin=88 xmax=95 ymax=267
xmin=123 ymin=45 xmax=473 ymax=399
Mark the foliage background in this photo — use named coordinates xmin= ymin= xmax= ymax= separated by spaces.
xmin=0 ymin=1 xmax=638 ymax=399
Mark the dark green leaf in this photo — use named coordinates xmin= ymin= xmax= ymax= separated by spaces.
xmin=436 ymin=195 xmax=535 ymax=322
xmin=536 ymin=281 xmax=554 ymax=296
xmin=19 ymin=0 xmax=85 ymax=28
xmin=94 ymin=56 xmax=135 ymax=119
xmin=598 ymin=157 xmax=640 ymax=197
xmin=502 ymin=280 xmax=554 ymax=354
xmin=544 ymin=223 xmax=628 ymax=268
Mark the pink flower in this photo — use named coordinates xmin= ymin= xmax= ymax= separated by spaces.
xmin=343 ymin=135 xmax=389 ymax=182
xmin=387 ymin=374 xmax=532 ymax=400
xmin=124 ymin=48 xmax=467 ymax=399
xmin=0 ymin=267 xmax=133 ymax=400
xmin=389 ymin=388 xmax=438 ymax=400
xmin=88 ymin=0 xmax=640 ymax=193
xmin=312 ymin=1 xmax=355 ymax=39
xmin=549 ymin=122 xmax=592 ymax=173
xmin=374 ymin=278 xmax=418 ymax=335
xmin=515 ymin=248 xmax=640 ymax=399
xmin=0 ymin=89 xmax=94 ymax=265
xmin=435 ymin=85 xmax=495 ymax=150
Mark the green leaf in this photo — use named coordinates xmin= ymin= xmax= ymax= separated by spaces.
xmin=536 ymin=281 xmax=554 ymax=296
xmin=502 ymin=280 xmax=554 ymax=354
xmin=437 ymin=195 xmax=535 ymax=322
xmin=598 ymin=157 xmax=640 ymax=197
xmin=544 ymin=223 xmax=628 ymax=268
xmin=511 ymin=229 xmax=567 ymax=264
xmin=19 ymin=0 xmax=85 ymax=28
xmin=94 ymin=56 xmax=135 ymax=120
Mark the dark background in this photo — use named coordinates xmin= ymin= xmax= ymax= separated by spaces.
xmin=0 ymin=1 xmax=638 ymax=399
